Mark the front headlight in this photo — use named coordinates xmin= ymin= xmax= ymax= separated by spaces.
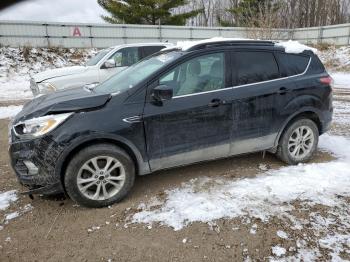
xmin=13 ymin=113 xmax=73 ymax=139
xmin=38 ymin=82 xmax=56 ymax=93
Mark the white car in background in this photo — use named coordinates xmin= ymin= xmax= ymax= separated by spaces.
xmin=30 ymin=42 xmax=173 ymax=96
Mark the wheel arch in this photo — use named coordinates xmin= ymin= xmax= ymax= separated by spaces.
xmin=273 ymin=108 xmax=323 ymax=150
xmin=56 ymin=135 xmax=150 ymax=191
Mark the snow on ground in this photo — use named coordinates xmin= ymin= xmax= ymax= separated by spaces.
xmin=272 ymin=246 xmax=287 ymax=257
xmin=319 ymin=46 xmax=350 ymax=72
xmin=0 ymin=191 xmax=17 ymax=210
xmin=132 ymin=133 xmax=350 ymax=259
xmin=0 ymin=47 xmax=96 ymax=101
xmin=132 ymin=135 xmax=350 ymax=229
xmin=0 ymin=75 xmax=32 ymax=101
xmin=0 ymin=105 xmax=23 ymax=119
xmin=5 ymin=211 xmax=19 ymax=221
xmin=331 ymin=72 xmax=350 ymax=89
xmin=333 ymin=101 xmax=350 ymax=125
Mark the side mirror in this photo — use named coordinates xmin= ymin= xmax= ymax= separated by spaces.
xmin=151 ymin=85 xmax=173 ymax=102
xmin=103 ymin=59 xmax=117 ymax=69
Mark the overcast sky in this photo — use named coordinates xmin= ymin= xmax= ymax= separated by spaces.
xmin=0 ymin=0 xmax=108 ymax=23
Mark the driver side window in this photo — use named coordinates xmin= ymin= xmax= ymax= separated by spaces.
xmin=109 ymin=47 xmax=140 ymax=67
xmin=159 ymin=52 xmax=225 ymax=97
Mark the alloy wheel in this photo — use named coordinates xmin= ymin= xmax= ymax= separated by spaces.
xmin=77 ymin=156 xmax=126 ymax=200
xmin=288 ymin=126 xmax=315 ymax=160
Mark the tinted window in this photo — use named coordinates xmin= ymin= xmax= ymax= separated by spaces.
xmin=109 ymin=47 xmax=140 ymax=67
xmin=141 ymin=46 xmax=165 ymax=59
xmin=275 ymin=53 xmax=310 ymax=77
xmin=160 ymin=52 xmax=225 ymax=96
xmin=308 ymin=55 xmax=325 ymax=74
xmin=234 ymin=52 xmax=279 ymax=85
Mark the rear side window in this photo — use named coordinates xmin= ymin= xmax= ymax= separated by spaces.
xmin=234 ymin=52 xmax=279 ymax=85
xmin=141 ymin=46 xmax=165 ymax=59
xmin=308 ymin=55 xmax=326 ymax=74
xmin=275 ymin=53 xmax=310 ymax=77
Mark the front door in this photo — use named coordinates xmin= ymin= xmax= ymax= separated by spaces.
xmin=143 ymin=52 xmax=233 ymax=171
xmin=99 ymin=47 xmax=139 ymax=82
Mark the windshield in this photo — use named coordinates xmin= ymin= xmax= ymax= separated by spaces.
xmin=85 ymin=48 xmax=112 ymax=66
xmin=94 ymin=51 xmax=182 ymax=94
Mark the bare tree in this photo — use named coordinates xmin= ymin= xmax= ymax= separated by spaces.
xmin=179 ymin=0 xmax=350 ymax=28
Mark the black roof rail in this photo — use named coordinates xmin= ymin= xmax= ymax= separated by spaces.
xmin=186 ymin=40 xmax=275 ymax=51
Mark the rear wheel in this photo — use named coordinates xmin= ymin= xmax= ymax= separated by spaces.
xmin=277 ymin=118 xmax=319 ymax=165
xmin=64 ymin=144 xmax=135 ymax=208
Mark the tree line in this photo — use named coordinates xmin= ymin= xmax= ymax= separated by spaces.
xmin=98 ymin=0 xmax=350 ymax=28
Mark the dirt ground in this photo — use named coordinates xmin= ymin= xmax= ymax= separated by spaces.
xmin=0 ymin=101 xmax=347 ymax=262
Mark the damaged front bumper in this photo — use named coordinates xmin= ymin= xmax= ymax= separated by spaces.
xmin=9 ymin=134 xmax=64 ymax=195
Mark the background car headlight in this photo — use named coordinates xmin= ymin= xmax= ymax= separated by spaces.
xmin=38 ymin=82 xmax=56 ymax=93
xmin=13 ymin=113 xmax=73 ymax=138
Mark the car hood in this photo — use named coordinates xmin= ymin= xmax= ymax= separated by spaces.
xmin=33 ymin=66 xmax=89 ymax=82
xmin=14 ymin=87 xmax=111 ymax=122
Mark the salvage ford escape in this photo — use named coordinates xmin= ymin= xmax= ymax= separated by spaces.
xmin=9 ymin=39 xmax=333 ymax=208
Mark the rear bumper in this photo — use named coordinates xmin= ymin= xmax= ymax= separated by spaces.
xmin=9 ymin=136 xmax=64 ymax=195
xmin=321 ymin=107 xmax=333 ymax=134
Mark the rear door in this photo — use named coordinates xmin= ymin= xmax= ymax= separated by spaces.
xmin=143 ymin=51 xmax=233 ymax=171
xmin=229 ymin=50 xmax=295 ymax=155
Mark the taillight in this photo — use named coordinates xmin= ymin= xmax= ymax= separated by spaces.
xmin=320 ymin=76 xmax=334 ymax=87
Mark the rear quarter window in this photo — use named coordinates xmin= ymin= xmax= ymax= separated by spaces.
xmin=275 ymin=53 xmax=310 ymax=77
xmin=308 ymin=55 xmax=326 ymax=74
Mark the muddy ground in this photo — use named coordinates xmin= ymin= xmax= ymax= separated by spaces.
xmin=0 ymin=99 xmax=348 ymax=262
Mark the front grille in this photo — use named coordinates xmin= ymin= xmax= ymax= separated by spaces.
xmin=30 ymin=78 xmax=39 ymax=96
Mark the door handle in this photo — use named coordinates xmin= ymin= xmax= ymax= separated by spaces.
xmin=208 ymin=99 xmax=222 ymax=107
xmin=277 ymin=87 xmax=289 ymax=95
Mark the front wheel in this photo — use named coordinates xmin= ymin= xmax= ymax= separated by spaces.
xmin=64 ymin=144 xmax=135 ymax=208
xmin=277 ymin=118 xmax=319 ymax=165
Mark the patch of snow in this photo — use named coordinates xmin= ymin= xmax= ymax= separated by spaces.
xmin=0 ymin=47 xmax=97 ymax=101
xmin=250 ymin=224 xmax=257 ymax=235
xmin=258 ymin=163 xmax=268 ymax=171
xmin=333 ymin=101 xmax=350 ymax=126
xmin=132 ymin=133 xmax=350 ymax=259
xmin=0 ymin=105 xmax=23 ymax=119
xmin=318 ymin=134 xmax=350 ymax=160
xmin=275 ymin=40 xmax=318 ymax=54
xmin=331 ymin=72 xmax=350 ymax=89
xmin=0 ymin=75 xmax=32 ymax=101
xmin=319 ymin=233 xmax=350 ymax=261
xmin=5 ymin=212 xmax=19 ymax=221
xmin=276 ymin=230 xmax=288 ymax=239
xmin=0 ymin=191 xmax=17 ymax=210
xmin=272 ymin=246 xmax=286 ymax=257
xmin=319 ymin=46 xmax=350 ymax=71
xmin=132 ymin=134 xmax=350 ymax=230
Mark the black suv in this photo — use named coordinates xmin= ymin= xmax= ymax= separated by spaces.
xmin=9 ymin=40 xmax=333 ymax=207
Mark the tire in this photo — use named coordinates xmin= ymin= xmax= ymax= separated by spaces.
xmin=64 ymin=144 xmax=135 ymax=208
xmin=277 ymin=118 xmax=319 ymax=165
